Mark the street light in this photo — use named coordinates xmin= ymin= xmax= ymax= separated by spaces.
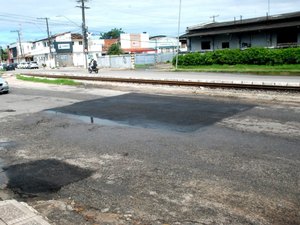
xmin=175 ymin=0 xmax=182 ymax=70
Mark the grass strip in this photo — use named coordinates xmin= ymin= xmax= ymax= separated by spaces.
xmin=175 ymin=64 xmax=300 ymax=75
xmin=16 ymin=75 xmax=81 ymax=86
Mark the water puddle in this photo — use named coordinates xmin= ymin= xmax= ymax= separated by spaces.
xmin=46 ymin=110 xmax=132 ymax=128
xmin=45 ymin=110 xmax=199 ymax=132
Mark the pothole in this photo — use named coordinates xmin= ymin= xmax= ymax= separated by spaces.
xmin=3 ymin=159 xmax=94 ymax=198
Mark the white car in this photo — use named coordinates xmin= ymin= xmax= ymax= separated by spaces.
xmin=29 ymin=61 xmax=39 ymax=69
xmin=0 ymin=77 xmax=9 ymax=94
xmin=17 ymin=62 xmax=28 ymax=69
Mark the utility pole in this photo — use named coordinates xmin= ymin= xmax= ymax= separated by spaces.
xmin=77 ymin=0 xmax=90 ymax=68
xmin=37 ymin=17 xmax=53 ymax=66
xmin=11 ymin=30 xmax=23 ymax=63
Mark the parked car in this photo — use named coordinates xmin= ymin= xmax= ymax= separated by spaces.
xmin=5 ymin=64 xmax=15 ymax=71
xmin=17 ymin=62 xmax=29 ymax=69
xmin=11 ymin=63 xmax=18 ymax=68
xmin=29 ymin=61 xmax=39 ymax=69
xmin=0 ymin=63 xmax=5 ymax=70
xmin=0 ymin=77 xmax=9 ymax=94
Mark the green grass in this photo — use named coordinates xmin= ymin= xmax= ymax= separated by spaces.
xmin=16 ymin=75 xmax=81 ymax=86
xmin=135 ymin=64 xmax=155 ymax=69
xmin=175 ymin=64 xmax=300 ymax=75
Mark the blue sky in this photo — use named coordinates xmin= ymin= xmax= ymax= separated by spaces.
xmin=0 ymin=0 xmax=299 ymax=47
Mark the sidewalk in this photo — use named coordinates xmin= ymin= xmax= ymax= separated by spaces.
xmin=0 ymin=200 xmax=50 ymax=225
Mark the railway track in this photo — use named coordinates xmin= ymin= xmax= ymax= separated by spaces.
xmin=22 ymin=73 xmax=300 ymax=92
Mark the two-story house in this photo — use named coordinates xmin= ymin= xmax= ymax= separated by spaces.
xmin=7 ymin=42 xmax=33 ymax=63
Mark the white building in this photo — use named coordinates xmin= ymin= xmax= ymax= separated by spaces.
xmin=87 ymin=34 xmax=104 ymax=61
xmin=149 ymin=35 xmax=179 ymax=53
xmin=7 ymin=41 xmax=33 ymax=63
xmin=30 ymin=32 xmax=103 ymax=68
xmin=120 ymin=33 xmax=154 ymax=53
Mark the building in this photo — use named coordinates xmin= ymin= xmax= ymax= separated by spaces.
xmin=149 ymin=35 xmax=179 ymax=53
xmin=8 ymin=32 xmax=103 ymax=67
xmin=31 ymin=32 xmax=84 ymax=67
xmin=120 ymin=33 xmax=155 ymax=53
xmin=183 ymin=11 xmax=300 ymax=52
xmin=101 ymin=39 xmax=119 ymax=55
xmin=7 ymin=41 xmax=33 ymax=63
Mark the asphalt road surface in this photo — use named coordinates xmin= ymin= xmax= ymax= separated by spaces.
xmin=0 ymin=77 xmax=299 ymax=225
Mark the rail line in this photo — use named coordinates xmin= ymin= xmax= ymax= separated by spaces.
xmin=22 ymin=73 xmax=300 ymax=92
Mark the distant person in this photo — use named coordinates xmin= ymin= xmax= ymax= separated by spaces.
xmin=88 ymin=59 xmax=99 ymax=73
xmin=89 ymin=59 xmax=97 ymax=70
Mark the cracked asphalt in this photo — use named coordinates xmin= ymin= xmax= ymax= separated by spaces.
xmin=0 ymin=75 xmax=299 ymax=225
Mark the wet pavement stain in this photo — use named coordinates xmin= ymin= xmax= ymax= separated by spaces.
xmin=3 ymin=159 xmax=93 ymax=196
xmin=0 ymin=109 xmax=16 ymax=112
xmin=0 ymin=141 xmax=17 ymax=151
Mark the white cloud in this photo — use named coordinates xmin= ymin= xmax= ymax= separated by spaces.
xmin=0 ymin=0 xmax=299 ymax=46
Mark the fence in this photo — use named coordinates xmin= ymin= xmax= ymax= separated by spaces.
xmin=97 ymin=55 xmax=133 ymax=69
xmin=97 ymin=53 xmax=175 ymax=69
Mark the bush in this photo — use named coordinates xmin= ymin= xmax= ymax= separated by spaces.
xmin=173 ymin=47 xmax=300 ymax=66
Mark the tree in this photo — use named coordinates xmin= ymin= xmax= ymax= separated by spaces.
xmin=0 ymin=47 xmax=8 ymax=62
xmin=100 ymin=28 xmax=124 ymax=39
xmin=107 ymin=43 xmax=123 ymax=55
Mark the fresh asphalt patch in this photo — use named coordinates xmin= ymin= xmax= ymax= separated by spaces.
xmin=48 ymin=93 xmax=255 ymax=132
xmin=3 ymin=159 xmax=93 ymax=197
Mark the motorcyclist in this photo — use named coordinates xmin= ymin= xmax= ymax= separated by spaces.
xmin=88 ymin=59 xmax=98 ymax=73
xmin=89 ymin=59 xmax=97 ymax=70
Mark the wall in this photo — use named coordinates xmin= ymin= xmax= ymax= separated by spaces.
xmin=73 ymin=53 xmax=85 ymax=67
xmin=97 ymin=53 xmax=175 ymax=69
xmin=189 ymin=37 xmax=202 ymax=52
xmin=97 ymin=55 xmax=132 ymax=69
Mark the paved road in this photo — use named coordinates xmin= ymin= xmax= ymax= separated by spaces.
xmin=0 ymin=77 xmax=299 ymax=225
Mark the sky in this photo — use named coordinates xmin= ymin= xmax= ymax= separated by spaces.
xmin=0 ymin=0 xmax=299 ymax=47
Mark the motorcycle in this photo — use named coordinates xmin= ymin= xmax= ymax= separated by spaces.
xmin=88 ymin=66 xmax=99 ymax=74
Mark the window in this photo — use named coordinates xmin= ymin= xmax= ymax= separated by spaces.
xmin=201 ymin=41 xmax=211 ymax=50
xmin=277 ymin=28 xmax=297 ymax=45
xmin=79 ymin=41 xmax=83 ymax=45
xmin=222 ymin=42 xmax=230 ymax=49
